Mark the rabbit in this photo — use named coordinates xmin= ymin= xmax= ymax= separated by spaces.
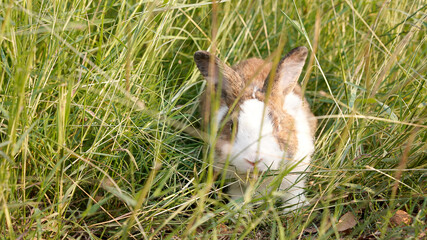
xmin=193 ymin=46 xmax=317 ymax=213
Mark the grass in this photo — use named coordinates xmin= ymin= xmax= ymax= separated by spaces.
xmin=0 ymin=0 xmax=426 ymax=239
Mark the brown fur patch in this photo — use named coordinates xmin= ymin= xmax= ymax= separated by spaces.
xmin=233 ymin=58 xmax=272 ymax=88
xmin=268 ymin=95 xmax=298 ymax=157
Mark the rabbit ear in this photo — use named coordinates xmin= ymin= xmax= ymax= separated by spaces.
xmin=272 ymin=46 xmax=308 ymax=92
xmin=194 ymin=51 xmax=243 ymax=104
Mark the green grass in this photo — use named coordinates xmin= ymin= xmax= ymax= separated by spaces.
xmin=0 ymin=0 xmax=426 ymax=239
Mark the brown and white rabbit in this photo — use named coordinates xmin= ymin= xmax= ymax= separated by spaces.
xmin=194 ymin=47 xmax=317 ymax=212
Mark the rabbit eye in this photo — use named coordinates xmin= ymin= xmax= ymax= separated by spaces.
xmin=229 ymin=121 xmax=234 ymax=131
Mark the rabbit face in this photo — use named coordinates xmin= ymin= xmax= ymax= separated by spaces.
xmin=216 ymin=98 xmax=284 ymax=173
xmin=194 ymin=47 xmax=316 ymax=176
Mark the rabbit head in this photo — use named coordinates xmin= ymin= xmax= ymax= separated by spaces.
xmin=194 ymin=47 xmax=317 ymax=176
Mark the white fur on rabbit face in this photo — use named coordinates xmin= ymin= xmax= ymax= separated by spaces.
xmin=216 ymin=99 xmax=284 ymax=174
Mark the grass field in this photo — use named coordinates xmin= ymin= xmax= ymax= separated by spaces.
xmin=0 ymin=0 xmax=426 ymax=239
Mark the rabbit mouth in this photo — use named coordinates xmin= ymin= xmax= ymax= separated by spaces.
xmin=244 ymin=158 xmax=262 ymax=167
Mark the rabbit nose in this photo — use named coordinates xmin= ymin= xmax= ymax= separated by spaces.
xmin=245 ymin=158 xmax=263 ymax=166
